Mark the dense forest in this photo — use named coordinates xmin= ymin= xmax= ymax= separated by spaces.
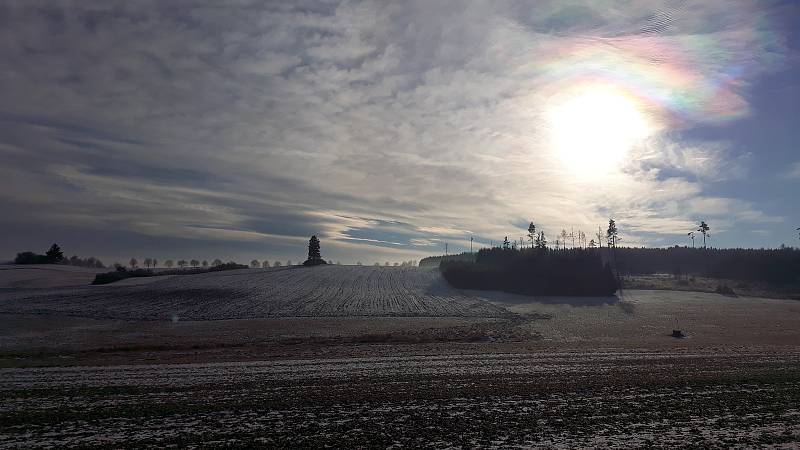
xmin=441 ymin=247 xmax=618 ymax=296
xmin=610 ymin=246 xmax=800 ymax=285
xmin=429 ymin=245 xmax=800 ymax=287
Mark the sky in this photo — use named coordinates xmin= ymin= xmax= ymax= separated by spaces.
xmin=1 ymin=0 xmax=799 ymax=265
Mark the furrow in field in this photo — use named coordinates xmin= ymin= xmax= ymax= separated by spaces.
xmin=0 ymin=266 xmax=510 ymax=320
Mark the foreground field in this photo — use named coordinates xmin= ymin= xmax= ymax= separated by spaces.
xmin=2 ymin=350 xmax=799 ymax=448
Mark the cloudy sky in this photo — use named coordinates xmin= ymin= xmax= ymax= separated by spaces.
xmin=1 ymin=0 xmax=799 ymax=265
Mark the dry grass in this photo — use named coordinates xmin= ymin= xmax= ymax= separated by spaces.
xmin=622 ymin=273 xmax=800 ymax=299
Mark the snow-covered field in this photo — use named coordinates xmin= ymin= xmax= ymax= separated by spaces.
xmin=0 ymin=266 xmax=511 ymax=320
xmin=2 ymin=351 xmax=799 ymax=448
xmin=2 ymin=265 xmax=800 ymax=446
xmin=0 ymin=265 xmax=103 ymax=290
xmin=1 ymin=266 xmax=800 ymax=363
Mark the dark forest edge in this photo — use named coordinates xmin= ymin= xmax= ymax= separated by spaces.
xmin=92 ymin=262 xmax=249 ymax=285
xmin=441 ymin=248 xmax=618 ymax=297
xmin=433 ymin=246 xmax=800 ymax=298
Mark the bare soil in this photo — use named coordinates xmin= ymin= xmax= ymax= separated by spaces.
xmin=1 ymin=266 xmax=799 ymax=447
xmin=2 ymin=351 xmax=799 ymax=448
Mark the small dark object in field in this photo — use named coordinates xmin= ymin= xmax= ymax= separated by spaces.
xmin=672 ymin=329 xmax=686 ymax=338
xmin=715 ymin=284 xmax=737 ymax=296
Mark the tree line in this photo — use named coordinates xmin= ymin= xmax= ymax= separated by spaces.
xmin=428 ymin=218 xmax=799 ymax=287
xmin=484 ymin=218 xmax=717 ymax=253
xmin=13 ymin=244 xmax=105 ymax=268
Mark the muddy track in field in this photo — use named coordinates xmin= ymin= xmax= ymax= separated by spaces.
xmin=0 ymin=266 xmax=512 ymax=320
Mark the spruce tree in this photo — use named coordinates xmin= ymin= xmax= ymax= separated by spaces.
xmin=45 ymin=243 xmax=64 ymax=263
xmin=304 ymin=235 xmax=326 ymax=266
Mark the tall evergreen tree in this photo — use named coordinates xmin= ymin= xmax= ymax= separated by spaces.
xmin=309 ymin=235 xmax=321 ymax=259
xmin=607 ymin=219 xmax=619 ymax=248
xmin=527 ymin=222 xmax=536 ymax=248
xmin=45 ymin=243 xmax=64 ymax=263
xmin=535 ymin=231 xmax=547 ymax=249
xmin=304 ymin=235 xmax=326 ymax=266
xmin=697 ymin=221 xmax=710 ymax=249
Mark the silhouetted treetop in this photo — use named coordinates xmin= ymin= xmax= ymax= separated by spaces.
xmin=45 ymin=243 xmax=64 ymax=263
xmin=303 ymin=235 xmax=326 ymax=266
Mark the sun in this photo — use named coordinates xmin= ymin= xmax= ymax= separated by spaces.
xmin=548 ymin=87 xmax=653 ymax=178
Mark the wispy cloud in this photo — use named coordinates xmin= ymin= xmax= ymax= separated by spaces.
xmin=0 ymin=0 xmax=791 ymax=261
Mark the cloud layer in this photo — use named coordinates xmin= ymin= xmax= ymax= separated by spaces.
xmin=0 ymin=1 xmax=793 ymax=262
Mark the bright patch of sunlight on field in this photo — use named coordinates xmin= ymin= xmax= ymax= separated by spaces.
xmin=548 ymin=87 xmax=654 ymax=179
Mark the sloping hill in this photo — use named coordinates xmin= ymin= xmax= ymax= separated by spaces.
xmin=0 ymin=265 xmax=104 ymax=289
xmin=0 ymin=266 xmax=511 ymax=320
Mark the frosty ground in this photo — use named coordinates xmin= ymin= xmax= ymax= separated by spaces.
xmin=1 ymin=265 xmax=799 ymax=447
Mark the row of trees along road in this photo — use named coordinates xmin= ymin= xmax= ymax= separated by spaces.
xmin=125 ymin=258 xmax=225 ymax=269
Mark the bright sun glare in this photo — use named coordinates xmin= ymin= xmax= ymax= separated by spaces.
xmin=548 ymin=88 xmax=652 ymax=178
